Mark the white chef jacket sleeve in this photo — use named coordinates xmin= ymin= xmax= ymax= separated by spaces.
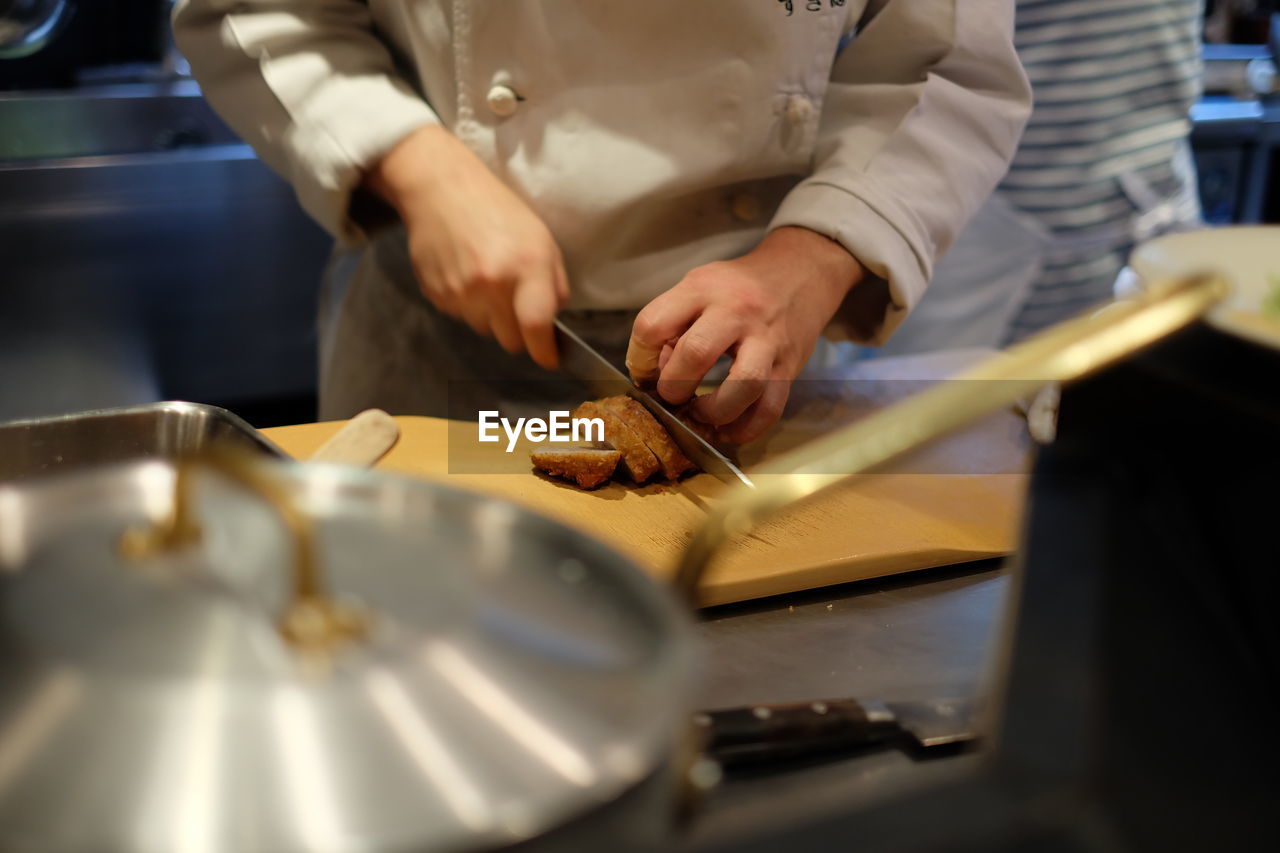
xmin=769 ymin=0 xmax=1032 ymax=345
xmin=172 ymin=0 xmax=439 ymax=242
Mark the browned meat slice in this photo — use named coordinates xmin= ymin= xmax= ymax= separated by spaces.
xmin=572 ymin=400 xmax=661 ymax=483
xmin=530 ymin=447 xmax=622 ymax=489
xmin=601 ymin=396 xmax=697 ymax=480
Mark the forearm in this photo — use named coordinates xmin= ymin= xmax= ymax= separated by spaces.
xmin=753 ymin=226 xmax=866 ymax=312
xmin=364 ymin=125 xmax=463 ymax=218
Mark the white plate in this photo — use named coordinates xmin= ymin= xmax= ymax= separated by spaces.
xmin=1130 ymin=226 xmax=1280 ymax=352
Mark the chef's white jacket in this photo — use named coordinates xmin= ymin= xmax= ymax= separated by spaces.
xmin=174 ymin=0 xmax=1030 ymax=345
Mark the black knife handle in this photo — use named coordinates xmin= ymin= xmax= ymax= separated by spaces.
xmin=697 ymin=699 xmax=901 ymax=767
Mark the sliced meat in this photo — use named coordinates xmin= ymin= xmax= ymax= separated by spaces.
xmin=530 ymin=447 xmax=622 ymax=489
xmin=572 ymin=400 xmax=661 ymax=483
xmin=602 ymin=396 xmax=697 ymax=480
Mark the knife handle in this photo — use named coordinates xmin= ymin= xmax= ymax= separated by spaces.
xmin=697 ymin=699 xmax=900 ymax=768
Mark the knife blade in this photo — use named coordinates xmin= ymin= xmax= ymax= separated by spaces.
xmin=697 ymin=697 xmax=977 ymax=768
xmin=554 ymin=318 xmax=754 ymax=489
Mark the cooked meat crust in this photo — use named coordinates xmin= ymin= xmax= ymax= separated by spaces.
xmin=571 ymin=400 xmax=661 ymax=483
xmin=528 ymin=398 xmax=712 ymax=490
xmin=602 ymin=396 xmax=695 ymax=480
xmin=530 ymin=448 xmax=622 ymax=489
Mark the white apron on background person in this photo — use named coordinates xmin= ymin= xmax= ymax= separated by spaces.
xmin=174 ymin=0 xmax=1030 ymax=418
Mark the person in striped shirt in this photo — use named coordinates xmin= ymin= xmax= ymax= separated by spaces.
xmin=876 ymin=0 xmax=1206 ymax=353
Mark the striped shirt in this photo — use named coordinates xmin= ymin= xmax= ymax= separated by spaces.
xmin=1001 ymin=0 xmax=1204 ymax=339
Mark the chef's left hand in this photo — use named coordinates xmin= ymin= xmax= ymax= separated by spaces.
xmin=626 ymin=226 xmax=864 ymax=444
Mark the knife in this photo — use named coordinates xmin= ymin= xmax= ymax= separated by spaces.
xmin=697 ymin=697 xmax=977 ymax=769
xmin=554 ymin=318 xmax=755 ymax=489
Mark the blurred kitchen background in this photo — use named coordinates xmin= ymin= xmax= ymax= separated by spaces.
xmin=1 ymin=0 xmax=1277 ymax=426
xmin=0 ymin=0 xmax=330 ymax=426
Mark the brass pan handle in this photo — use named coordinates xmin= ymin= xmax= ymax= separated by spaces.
xmin=675 ymin=273 xmax=1229 ymax=604
xmin=120 ymin=447 xmax=369 ymax=655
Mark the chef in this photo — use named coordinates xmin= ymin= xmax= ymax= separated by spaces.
xmin=174 ymin=0 xmax=1030 ymax=442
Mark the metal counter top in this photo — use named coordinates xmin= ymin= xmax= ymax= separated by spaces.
xmin=684 ymin=559 xmax=1011 ymax=848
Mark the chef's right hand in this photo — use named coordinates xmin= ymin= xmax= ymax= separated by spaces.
xmin=365 ymin=125 xmax=568 ymax=369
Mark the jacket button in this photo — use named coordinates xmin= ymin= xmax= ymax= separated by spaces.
xmin=730 ymin=193 xmax=761 ymax=222
xmin=486 ymin=84 xmax=519 ymax=117
xmin=784 ymin=94 xmax=814 ymax=125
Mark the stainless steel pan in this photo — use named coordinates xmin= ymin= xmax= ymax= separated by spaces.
xmin=0 ymin=400 xmax=285 ymax=481
xmin=0 ymin=452 xmax=698 ymax=853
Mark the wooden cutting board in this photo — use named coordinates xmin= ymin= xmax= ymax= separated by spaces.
xmin=264 ymin=357 xmax=1030 ymax=606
